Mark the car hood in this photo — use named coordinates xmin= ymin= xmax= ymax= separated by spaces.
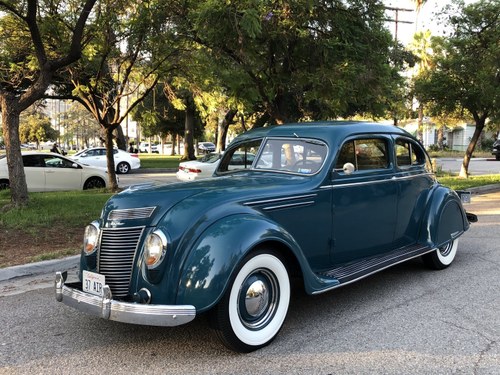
xmin=101 ymin=173 xmax=315 ymax=230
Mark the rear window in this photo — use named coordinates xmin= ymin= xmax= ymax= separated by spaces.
xmin=336 ymin=138 xmax=389 ymax=170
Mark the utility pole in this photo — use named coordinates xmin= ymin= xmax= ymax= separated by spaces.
xmin=384 ymin=6 xmax=414 ymax=42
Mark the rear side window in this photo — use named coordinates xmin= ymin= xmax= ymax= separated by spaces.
xmin=395 ymin=138 xmax=425 ymax=167
xmin=336 ymin=138 xmax=389 ymax=171
xmin=22 ymin=155 xmax=44 ymax=167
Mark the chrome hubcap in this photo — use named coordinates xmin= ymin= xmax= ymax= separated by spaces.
xmin=439 ymin=241 xmax=453 ymax=257
xmin=238 ymin=269 xmax=279 ymax=330
xmin=245 ymin=279 xmax=269 ymax=318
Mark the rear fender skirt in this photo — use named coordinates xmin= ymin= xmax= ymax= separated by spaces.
xmin=419 ymin=185 xmax=469 ymax=248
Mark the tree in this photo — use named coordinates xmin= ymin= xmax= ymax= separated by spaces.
xmin=61 ymin=102 xmax=101 ymax=149
xmin=0 ymin=0 xmax=97 ymax=208
xmin=181 ymin=0 xmax=400 ymax=126
xmin=54 ymin=0 xmax=180 ymax=190
xmin=409 ymin=30 xmax=440 ymax=141
xmin=19 ymin=111 xmax=58 ymax=147
xmin=414 ymin=0 xmax=500 ymax=178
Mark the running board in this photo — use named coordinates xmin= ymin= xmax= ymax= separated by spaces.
xmin=315 ymin=244 xmax=434 ymax=293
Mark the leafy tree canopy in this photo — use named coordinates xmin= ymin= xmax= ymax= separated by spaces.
xmin=19 ymin=111 xmax=58 ymax=145
xmin=182 ymin=0 xmax=402 ymax=125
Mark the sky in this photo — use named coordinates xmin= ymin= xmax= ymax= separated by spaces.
xmin=382 ymin=0 xmax=474 ymax=45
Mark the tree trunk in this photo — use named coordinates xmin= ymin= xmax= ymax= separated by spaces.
xmin=437 ymin=126 xmax=444 ymax=149
xmin=217 ymin=109 xmax=237 ymax=152
xmin=181 ymin=96 xmax=196 ymax=161
xmin=0 ymin=95 xmax=29 ymax=208
xmin=252 ymin=112 xmax=271 ymax=129
xmin=459 ymin=113 xmax=486 ymax=179
xmin=105 ymin=125 xmax=119 ymax=191
xmin=417 ymin=105 xmax=424 ymax=142
xmin=115 ymin=125 xmax=127 ymax=150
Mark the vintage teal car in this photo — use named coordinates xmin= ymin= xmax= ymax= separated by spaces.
xmin=55 ymin=121 xmax=475 ymax=352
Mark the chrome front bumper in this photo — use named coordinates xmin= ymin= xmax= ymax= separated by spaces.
xmin=55 ymin=272 xmax=196 ymax=327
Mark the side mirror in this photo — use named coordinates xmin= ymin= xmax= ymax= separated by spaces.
xmin=342 ymin=162 xmax=355 ymax=175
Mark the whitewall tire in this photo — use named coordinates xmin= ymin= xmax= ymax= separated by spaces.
xmin=422 ymin=238 xmax=459 ymax=270
xmin=210 ymin=249 xmax=291 ymax=352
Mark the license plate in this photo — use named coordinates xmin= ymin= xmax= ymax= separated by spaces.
xmin=83 ymin=270 xmax=105 ymax=297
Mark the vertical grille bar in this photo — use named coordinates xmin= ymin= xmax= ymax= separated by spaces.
xmin=98 ymin=227 xmax=144 ymax=298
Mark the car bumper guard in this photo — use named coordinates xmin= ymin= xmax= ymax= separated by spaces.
xmin=55 ymin=272 xmax=196 ymax=327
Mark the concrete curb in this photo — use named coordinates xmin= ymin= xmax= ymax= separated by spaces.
xmin=0 ymin=255 xmax=79 ymax=282
xmin=466 ymin=184 xmax=500 ymax=194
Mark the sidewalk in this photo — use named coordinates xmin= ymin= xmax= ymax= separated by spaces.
xmin=1 ymin=184 xmax=499 ymax=285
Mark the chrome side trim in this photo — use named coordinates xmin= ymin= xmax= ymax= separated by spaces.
xmin=263 ymin=201 xmax=315 ymax=211
xmin=55 ymin=272 xmax=196 ymax=327
xmin=244 ymin=194 xmax=317 ymax=206
xmin=108 ymin=207 xmax=156 ymax=220
xmin=320 ymin=172 xmax=434 ymax=190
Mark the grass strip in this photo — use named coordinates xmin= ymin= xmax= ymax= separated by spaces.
xmin=0 ymin=189 xmax=113 ymax=229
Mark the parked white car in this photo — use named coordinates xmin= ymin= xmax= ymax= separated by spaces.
xmin=71 ymin=147 xmax=140 ymax=174
xmin=176 ymin=152 xmax=257 ymax=181
xmin=176 ymin=153 xmax=222 ymax=181
xmin=139 ymin=142 xmax=159 ymax=153
xmin=0 ymin=152 xmax=108 ymax=192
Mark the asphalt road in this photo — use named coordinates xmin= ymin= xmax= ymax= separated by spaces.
xmin=436 ymin=158 xmax=500 ymax=175
xmin=0 ymin=192 xmax=499 ymax=374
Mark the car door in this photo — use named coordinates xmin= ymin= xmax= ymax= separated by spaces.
xmin=392 ymin=137 xmax=435 ymax=248
xmin=43 ymin=155 xmax=82 ymax=191
xmin=330 ymin=136 xmax=398 ymax=265
xmin=22 ymin=155 xmax=46 ymax=192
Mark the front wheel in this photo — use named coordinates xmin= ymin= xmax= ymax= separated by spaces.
xmin=210 ymin=249 xmax=291 ymax=352
xmin=422 ymin=238 xmax=459 ymax=270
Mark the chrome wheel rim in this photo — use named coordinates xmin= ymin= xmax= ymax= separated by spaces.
xmin=238 ymin=269 xmax=279 ymax=330
xmin=439 ymin=241 xmax=454 ymax=257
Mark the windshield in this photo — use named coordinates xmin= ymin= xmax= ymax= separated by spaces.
xmin=217 ymin=137 xmax=328 ymax=175
xmin=254 ymin=138 xmax=327 ymax=175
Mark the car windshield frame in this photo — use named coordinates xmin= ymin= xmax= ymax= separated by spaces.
xmin=216 ymin=137 xmax=328 ymax=176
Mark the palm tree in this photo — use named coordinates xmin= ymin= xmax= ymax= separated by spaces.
xmin=413 ymin=0 xmax=427 ymax=31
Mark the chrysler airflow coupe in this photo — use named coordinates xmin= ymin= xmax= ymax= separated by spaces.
xmin=55 ymin=121 xmax=475 ymax=352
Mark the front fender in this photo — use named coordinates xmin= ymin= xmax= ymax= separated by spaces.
xmin=419 ymin=184 xmax=469 ymax=248
xmin=175 ymin=214 xmax=302 ymax=312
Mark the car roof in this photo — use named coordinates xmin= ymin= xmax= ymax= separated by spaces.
xmin=231 ymin=121 xmax=413 ymax=145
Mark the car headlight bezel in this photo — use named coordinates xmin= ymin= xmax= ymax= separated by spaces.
xmin=83 ymin=221 xmax=100 ymax=256
xmin=144 ymin=229 xmax=168 ymax=269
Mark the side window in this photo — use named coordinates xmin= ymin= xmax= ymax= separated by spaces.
xmin=22 ymin=155 xmax=44 ymax=167
xmin=395 ymin=138 xmax=425 ymax=168
xmin=44 ymin=156 xmax=74 ymax=168
xmin=218 ymin=139 xmax=263 ymax=173
xmin=336 ymin=138 xmax=389 ymax=171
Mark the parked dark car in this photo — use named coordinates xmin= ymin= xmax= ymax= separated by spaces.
xmin=492 ymin=139 xmax=500 ymax=160
xmin=56 ymin=121 xmax=474 ymax=352
xmin=197 ymin=141 xmax=216 ymax=154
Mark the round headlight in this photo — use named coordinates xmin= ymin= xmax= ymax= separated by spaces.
xmin=83 ymin=222 xmax=99 ymax=255
xmin=144 ymin=230 xmax=167 ymax=269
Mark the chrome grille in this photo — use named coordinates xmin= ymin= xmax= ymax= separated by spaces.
xmin=98 ymin=227 xmax=144 ymax=297
xmin=108 ymin=207 xmax=156 ymax=220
